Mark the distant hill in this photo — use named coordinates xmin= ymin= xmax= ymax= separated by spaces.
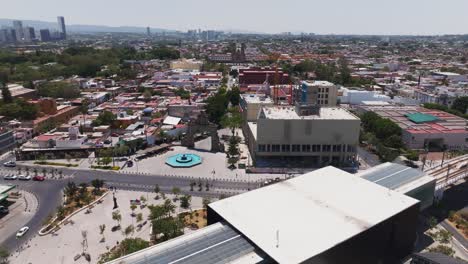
xmin=0 ymin=18 xmax=171 ymax=34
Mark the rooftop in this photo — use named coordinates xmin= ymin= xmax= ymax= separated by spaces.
xmin=302 ymin=80 xmax=335 ymax=86
xmin=261 ymin=106 xmax=358 ymax=120
xmin=241 ymin=94 xmax=273 ymax=104
xmin=105 ymin=222 xmax=266 ymax=264
xmin=209 ymin=166 xmax=419 ymax=264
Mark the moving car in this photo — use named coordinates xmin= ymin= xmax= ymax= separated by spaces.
xmin=3 ymin=175 xmax=17 ymax=180
xmin=3 ymin=161 xmax=16 ymax=167
xmin=18 ymin=175 xmax=32 ymax=181
xmin=16 ymin=226 xmax=29 ymax=238
xmin=33 ymin=176 xmax=45 ymax=181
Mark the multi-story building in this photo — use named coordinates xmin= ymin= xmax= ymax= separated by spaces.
xmin=238 ymin=67 xmax=290 ymax=87
xmin=57 ymin=16 xmax=66 ymax=39
xmin=12 ymin=20 xmax=23 ymax=41
xmin=39 ymin=29 xmax=51 ymax=42
xmin=297 ymin=80 xmax=338 ymax=107
xmin=245 ymin=105 xmax=360 ymax=167
xmin=23 ymin=27 xmax=35 ymax=42
xmin=170 ymin=59 xmax=202 ymax=71
xmin=0 ymin=127 xmax=15 ymax=154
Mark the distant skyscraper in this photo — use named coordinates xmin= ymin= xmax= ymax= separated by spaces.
xmin=39 ymin=29 xmax=51 ymax=42
xmin=13 ymin=20 xmax=23 ymax=41
xmin=23 ymin=27 xmax=36 ymax=42
xmin=57 ymin=16 xmax=66 ymax=39
xmin=146 ymin=27 xmax=151 ymax=37
xmin=0 ymin=29 xmax=8 ymax=43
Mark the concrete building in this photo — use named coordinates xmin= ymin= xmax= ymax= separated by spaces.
xmin=356 ymin=105 xmax=468 ymax=150
xmin=240 ymin=94 xmax=274 ymax=122
xmin=339 ymin=87 xmax=390 ymax=105
xmin=106 ymin=166 xmax=421 ymax=264
xmin=0 ymin=127 xmax=15 ymax=154
xmin=245 ymin=105 xmax=360 ymax=167
xmin=23 ymin=27 xmax=35 ymax=42
xmin=238 ymin=67 xmax=290 ymax=87
xmin=12 ymin=20 xmax=23 ymax=42
xmin=39 ymin=29 xmax=51 ymax=42
xmin=0 ymin=84 xmax=36 ymax=100
xmin=297 ymin=80 xmax=338 ymax=107
xmin=57 ymin=16 xmax=66 ymax=39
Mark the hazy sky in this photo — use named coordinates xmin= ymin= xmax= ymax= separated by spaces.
xmin=1 ymin=0 xmax=468 ymax=35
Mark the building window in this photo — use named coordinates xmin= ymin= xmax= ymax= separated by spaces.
xmin=266 ymin=144 xmax=271 ymax=152
xmin=312 ymin=144 xmax=320 ymax=152
xmin=281 ymin=144 xmax=290 ymax=152
xmin=302 ymin=144 xmax=311 ymax=152
xmin=292 ymin=144 xmax=301 ymax=152
xmin=325 ymin=100 xmax=328 ymax=105
xmin=272 ymin=144 xmax=280 ymax=152
xmin=258 ymin=145 xmax=266 ymax=152
xmin=323 ymin=145 xmax=331 ymax=152
xmin=332 ymin=145 xmax=342 ymax=152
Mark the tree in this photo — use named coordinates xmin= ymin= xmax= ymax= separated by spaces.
xmin=64 ymin=181 xmax=78 ymax=198
xmin=205 ymin=92 xmax=229 ymax=124
xmin=1 ymin=86 xmax=12 ymax=104
xmin=171 ymin=187 xmax=181 ymax=198
xmin=112 ymin=210 xmax=122 ymax=227
xmin=56 ymin=205 xmax=66 ymax=220
xmin=179 ymin=195 xmax=191 ymax=210
xmin=130 ymin=204 xmax=137 ymax=216
xmin=91 ymin=179 xmax=105 ymax=194
xmin=136 ymin=213 xmax=143 ymax=223
xmin=143 ymin=89 xmax=152 ymax=101
xmin=428 ymin=245 xmax=455 ymax=257
xmin=124 ymin=224 xmax=135 ymax=237
xmin=0 ymin=246 xmax=9 ymax=264
xmin=99 ymin=224 xmax=106 ymax=234
xmin=92 ymin=111 xmax=116 ymax=127
xmin=202 ymin=197 xmax=211 ymax=209
xmin=452 ymin=96 xmax=468 ymax=114
xmin=98 ymin=238 xmax=149 ymax=263
xmin=37 ymin=81 xmax=80 ymax=99
xmin=221 ymin=107 xmax=242 ymax=136
xmin=154 ymin=184 xmax=160 ymax=199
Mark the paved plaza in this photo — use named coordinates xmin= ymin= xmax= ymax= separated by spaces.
xmin=10 ymin=190 xmax=204 ymax=264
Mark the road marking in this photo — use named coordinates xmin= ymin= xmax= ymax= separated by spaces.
xmin=168 ymin=234 xmax=241 ymax=264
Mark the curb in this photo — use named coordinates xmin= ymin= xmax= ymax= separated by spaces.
xmin=38 ymin=191 xmax=110 ymax=236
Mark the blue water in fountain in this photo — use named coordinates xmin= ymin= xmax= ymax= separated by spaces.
xmin=165 ymin=153 xmax=202 ymax=168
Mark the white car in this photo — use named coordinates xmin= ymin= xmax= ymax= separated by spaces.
xmin=3 ymin=175 xmax=17 ymax=180
xmin=16 ymin=226 xmax=29 ymax=238
xmin=18 ymin=175 xmax=31 ymax=181
xmin=3 ymin=161 xmax=16 ymax=167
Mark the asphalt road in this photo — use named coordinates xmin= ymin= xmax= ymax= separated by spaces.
xmin=0 ymin=160 xmax=259 ymax=252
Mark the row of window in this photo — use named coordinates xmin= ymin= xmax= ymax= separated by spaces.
xmin=258 ymin=144 xmax=356 ymax=153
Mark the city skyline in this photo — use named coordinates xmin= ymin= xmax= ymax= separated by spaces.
xmin=1 ymin=0 xmax=468 ymax=35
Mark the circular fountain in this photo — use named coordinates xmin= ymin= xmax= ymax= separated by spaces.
xmin=166 ymin=153 xmax=202 ymax=168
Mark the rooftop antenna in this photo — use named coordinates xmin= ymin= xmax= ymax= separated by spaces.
xmin=276 ymin=229 xmax=280 ymax=248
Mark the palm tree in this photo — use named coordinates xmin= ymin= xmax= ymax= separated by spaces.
xmin=25 ymin=167 xmax=30 ymax=175
xmin=33 ymin=168 xmax=38 ymax=176
xmin=112 ymin=210 xmax=122 ymax=227
xmin=41 ymin=168 xmax=47 ymax=177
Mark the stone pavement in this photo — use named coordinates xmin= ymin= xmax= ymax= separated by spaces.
xmin=10 ymin=190 xmax=204 ymax=264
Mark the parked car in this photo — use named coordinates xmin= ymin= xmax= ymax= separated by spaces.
xmin=0 ymin=206 xmax=9 ymax=214
xmin=127 ymin=160 xmax=134 ymax=167
xmin=33 ymin=176 xmax=45 ymax=181
xmin=16 ymin=226 xmax=29 ymax=238
xmin=3 ymin=161 xmax=16 ymax=167
xmin=103 ymin=139 xmax=112 ymax=144
xmin=111 ymin=133 xmax=119 ymax=137
xmin=3 ymin=175 xmax=17 ymax=180
xmin=18 ymin=175 xmax=32 ymax=181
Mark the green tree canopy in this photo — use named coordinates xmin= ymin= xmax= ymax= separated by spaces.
xmin=37 ymin=81 xmax=80 ymax=99
xmin=92 ymin=111 xmax=116 ymax=127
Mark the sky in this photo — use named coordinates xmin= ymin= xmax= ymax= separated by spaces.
xmin=1 ymin=0 xmax=468 ymax=35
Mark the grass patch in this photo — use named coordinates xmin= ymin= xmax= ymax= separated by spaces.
xmin=34 ymin=161 xmax=78 ymax=167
